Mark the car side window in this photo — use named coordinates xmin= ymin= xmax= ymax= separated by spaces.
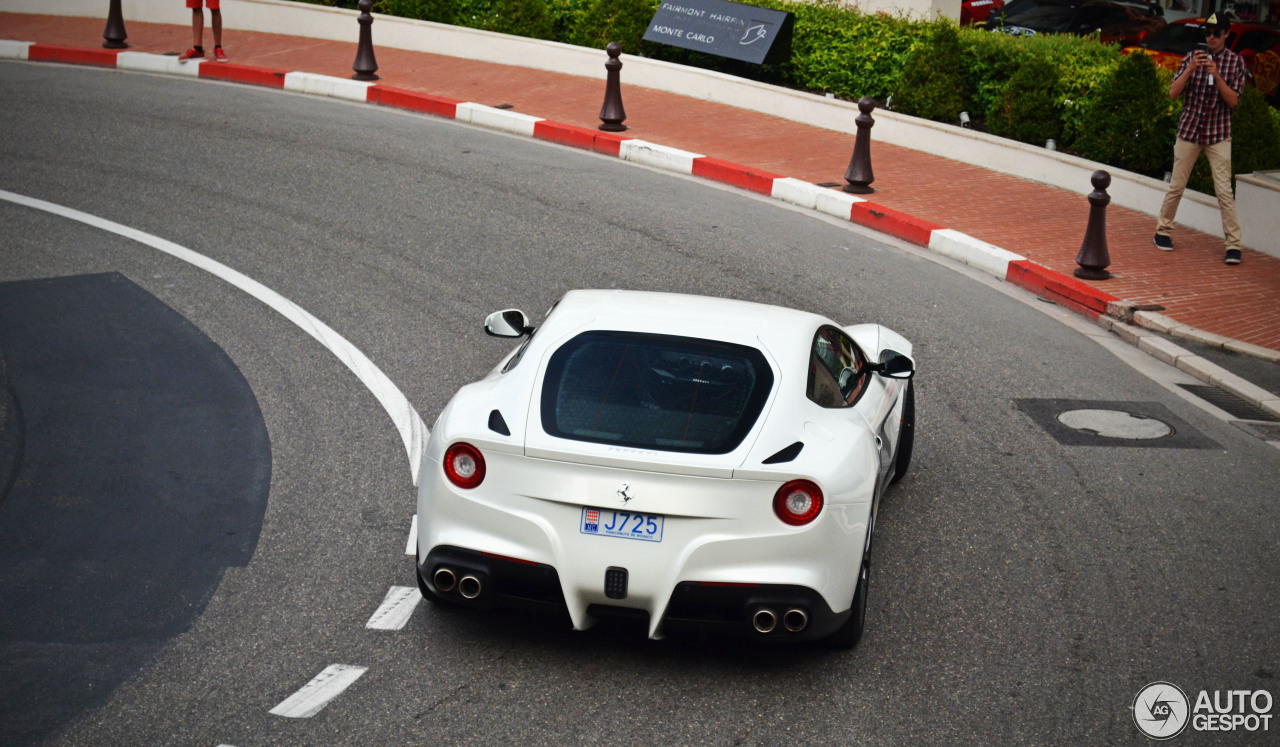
xmin=1237 ymin=30 xmax=1277 ymax=51
xmin=806 ymin=326 xmax=869 ymax=409
xmin=1075 ymin=6 xmax=1121 ymax=30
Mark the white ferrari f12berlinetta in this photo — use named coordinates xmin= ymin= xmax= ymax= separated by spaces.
xmin=416 ymin=290 xmax=915 ymax=649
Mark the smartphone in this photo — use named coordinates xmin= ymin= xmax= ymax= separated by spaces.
xmin=1196 ymin=41 xmax=1213 ymax=83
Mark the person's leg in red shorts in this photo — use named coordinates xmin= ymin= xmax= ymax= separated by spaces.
xmin=180 ymin=0 xmax=225 ymax=62
xmin=208 ymin=0 xmax=225 ymax=60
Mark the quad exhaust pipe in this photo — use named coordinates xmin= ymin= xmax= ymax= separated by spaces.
xmin=433 ymin=567 xmax=457 ymax=592
xmin=433 ymin=566 xmax=483 ymax=599
xmin=458 ymin=574 xmax=482 ymax=600
xmin=752 ymin=608 xmax=778 ymax=634
xmin=752 ymin=607 xmax=809 ymax=634
xmin=783 ymin=608 xmax=809 ymax=633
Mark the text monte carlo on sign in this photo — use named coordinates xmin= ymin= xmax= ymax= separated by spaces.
xmin=642 ymin=0 xmax=794 ymax=65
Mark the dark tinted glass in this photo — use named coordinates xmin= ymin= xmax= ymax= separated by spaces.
xmin=1001 ymin=0 xmax=1074 ymax=17
xmin=807 ymin=326 xmax=869 ymax=408
xmin=1142 ymin=22 xmax=1208 ymax=51
xmin=1236 ymin=30 xmax=1279 ymax=51
xmin=541 ymin=331 xmax=774 ymax=454
xmin=1004 ymin=5 xmax=1077 ymax=29
xmin=1001 ymin=0 xmax=1077 ymax=25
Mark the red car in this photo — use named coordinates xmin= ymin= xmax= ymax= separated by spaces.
xmin=1126 ymin=18 xmax=1280 ymax=103
xmin=962 ymin=0 xmax=1006 ymax=26
xmin=978 ymin=0 xmax=1167 ymax=47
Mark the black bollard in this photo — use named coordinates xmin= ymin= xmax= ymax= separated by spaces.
xmin=1074 ymin=170 xmax=1113 ymax=280
xmin=352 ymin=0 xmax=379 ymax=82
xmin=103 ymin=0 xmax=128 ymax=49
xmin=598 ymin=42 xmax=627 ymax=132
xmin=842 ymin=97 xmax=876 ymax=194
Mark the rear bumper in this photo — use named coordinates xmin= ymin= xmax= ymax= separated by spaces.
xmin=662 ymin=581 xmax=849 ymax=641
xmin=420 ymin=545 xmax=567 ymax=613
xmin=418 ymin=545 xmax=848 ymax=641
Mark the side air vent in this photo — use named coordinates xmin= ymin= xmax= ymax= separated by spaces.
xmin=488 ymin=409 xmax=511 ymax=436
xmin=762 ymin=441 xmax=804 ymax=464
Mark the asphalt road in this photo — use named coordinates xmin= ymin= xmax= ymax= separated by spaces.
xmin=1 ymin=61 xmax=1278 ymax=745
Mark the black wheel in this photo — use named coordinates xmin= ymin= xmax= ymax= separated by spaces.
xmin=890 ymin=380 xmax=914 ymax=484
xmin=826 ymin=552 xmax=869 ymax=650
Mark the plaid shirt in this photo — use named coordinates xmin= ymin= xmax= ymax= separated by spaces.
xmin=1175 ymin=46 xmax=1247 ymax=144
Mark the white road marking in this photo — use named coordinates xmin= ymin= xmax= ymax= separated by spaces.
xmin=268 ymin=664 xmax=368 ymax=718
xmin=405 ymin=514 xmax=418 ymax=556
xmin=365 ymin=585 xmax=422 ymax=630
xmin=0 ymin=189 xmax=428 ymax=484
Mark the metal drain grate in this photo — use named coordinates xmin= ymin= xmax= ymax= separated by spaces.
xmin=1235 ymin=421 xmax=1280 ymax=442
xmin=1178 ymin=384 xmax=1280 ymax=422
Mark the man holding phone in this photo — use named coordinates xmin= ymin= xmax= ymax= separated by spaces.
xmin=1154 ymin=13 xmax=1247 ymax=264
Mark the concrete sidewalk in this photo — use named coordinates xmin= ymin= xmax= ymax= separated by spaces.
xmin=3 ymin=10 xmax=1279 ymax=359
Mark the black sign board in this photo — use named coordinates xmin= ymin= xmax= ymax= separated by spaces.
xmin=642 ymin=0 xmax=793 ymax=65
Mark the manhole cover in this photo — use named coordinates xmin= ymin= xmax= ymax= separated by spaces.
xmin=1014 ymin=399 xmax=1219 ymax=449
xmin=1056 ymin=409 xmax=1173 ymax=439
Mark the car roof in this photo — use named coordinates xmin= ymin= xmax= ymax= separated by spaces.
xmin=538 ymin=290 xmax=831 ymax=362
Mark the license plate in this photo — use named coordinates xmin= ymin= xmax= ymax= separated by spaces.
xmin=580 ymin=507 xmax=664 ymax=543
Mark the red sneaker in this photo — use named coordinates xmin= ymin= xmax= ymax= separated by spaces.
xmin=178 ymin=47 xmax=204 ymax=62
xmin=213 ymin=46 xmax=227 ymax=62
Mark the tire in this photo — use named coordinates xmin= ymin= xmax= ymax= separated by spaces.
xmin=889 ymin=380 xmax=914 ymax=484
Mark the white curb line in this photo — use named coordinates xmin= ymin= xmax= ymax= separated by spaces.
xmin=117 ymin=51 xmax=202 ymax=76
xmin=456 ymin=102 xmax=544 ymax=136
xmin=619 ymin=140 xmax=703 ymax=174
xmin=283 ymin=71 xmax=372 ymax=101
xmin=0 ymin=40 xmax=33 ymax=59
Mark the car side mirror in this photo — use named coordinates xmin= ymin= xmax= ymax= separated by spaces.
xmin=870 ymin=350 xmax=915 ymax=379
xmin=484 ymin=309 xmax=532 ymax=338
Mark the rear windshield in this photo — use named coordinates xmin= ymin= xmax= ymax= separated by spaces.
xmin=540 ymin=331 xmax=774 ymax=454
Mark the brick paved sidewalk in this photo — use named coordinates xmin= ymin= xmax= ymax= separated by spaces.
xmin=3 ymin=11 xmax=1278 ymax=351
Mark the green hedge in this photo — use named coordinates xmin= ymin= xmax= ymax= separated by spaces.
xmin=313 ymin=0 xmax=1280 ymax=183
xmin=892 ymin=20 xmax=967 ymax=122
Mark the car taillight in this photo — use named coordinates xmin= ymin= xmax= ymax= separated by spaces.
xmin=443 ymin=442 xmax=485 ymax=489
xmin=772 ymin=479 xmax=823 ymax=526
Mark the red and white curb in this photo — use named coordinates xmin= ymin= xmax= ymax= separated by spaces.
xmin=0 ymin=40 xmax=1144 ymax=321
xmin=4 ymin=41 xmax=1277 ymax=419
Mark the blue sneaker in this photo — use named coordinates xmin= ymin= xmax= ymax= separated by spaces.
xmin=1153 ymin=234 xmax=1173 ymax=251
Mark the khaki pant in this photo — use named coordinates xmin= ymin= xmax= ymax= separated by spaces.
xmin=1157 ymin=138 xmax=1242 ymax=251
